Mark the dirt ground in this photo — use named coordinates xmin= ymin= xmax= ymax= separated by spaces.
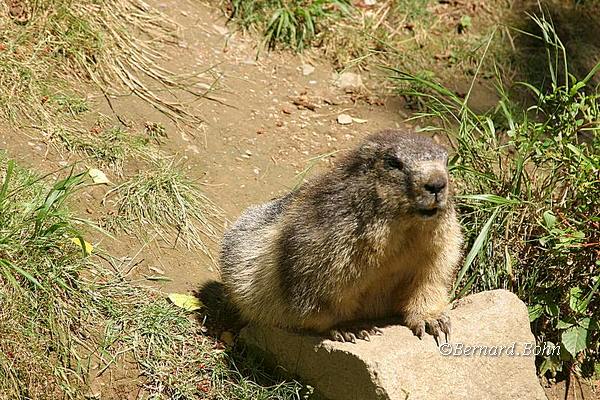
xmin=0 ymin=0 xmax=597 ymax=398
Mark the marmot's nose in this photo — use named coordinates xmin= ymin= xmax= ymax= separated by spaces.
xmin=424 ymin=177 xmax=447 ymax=194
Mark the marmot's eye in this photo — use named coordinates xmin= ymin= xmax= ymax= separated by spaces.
xmin=384 ymin=156 xmax=403 ymax=170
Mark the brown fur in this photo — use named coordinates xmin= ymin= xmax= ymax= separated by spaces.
xmin=220 ymin=129 xmax=463 ymax=341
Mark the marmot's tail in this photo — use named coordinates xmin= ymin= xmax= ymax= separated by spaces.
xmin=195 ymin=280 xmax=247 ymax=338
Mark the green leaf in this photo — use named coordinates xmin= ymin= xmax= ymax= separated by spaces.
xmin=569 ymin=81 xmax=585 ymax=96
xmin=0 ymin=160 xmax=14 ymax=202
xmin=581 ymin=61 xmax=600 ymax=85
xmin=561 ymin=325 xmax=588 ymax=358
xmin=528 ymin=304 xmax=544 ymax=322
xmin=0 ymin=259 xmax=45 ymax=291
xmin=168 ymin=293 xmax=203 ymax=312
xmin=458 ymin=194 xmax=518 ymax=205
xmin=484 ymin=116 xmax=495 ymax=136
xmin=569 ymin=287 xmax=586 ymax=314
xmin=519 ymin=81 xmax=543 ymax=98
xmin=539 ymin=355 xmax=561 ymax=376
xmin=0 ymin=259 xmax=20 ymax=291
xmin=579 ymin=317 xmax=599 ymax=331
xmin=453 ymin=208 xmax=499 ymax=293
xmin=459 ymin=15 xmax=472 ymax=29
xmin=545 ymin=303 xmax=559 ymax=317
xmin=582 ymin=278 xmax=600 ymax=310
xmin=557 ymin=319 xmax=574 ymax=330
xmin=455 ymin=272 xmax=477 ymax=299
xmin=543 ymin=210 xmax=556 ymax=229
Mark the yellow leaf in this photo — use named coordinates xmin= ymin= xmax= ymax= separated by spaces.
xmin=168 ymin=293 xmax=203 ymax=311
xmin=70 ymin=237 xmax=94 ymax=255
xmin=352 ymin=117 xmax=368 ymax=124
xmin=88 ymin=168 xmax=110 ymax=184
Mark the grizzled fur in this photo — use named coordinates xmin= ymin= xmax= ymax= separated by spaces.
xmin=220 ymin=129 xmax=463 ymax=341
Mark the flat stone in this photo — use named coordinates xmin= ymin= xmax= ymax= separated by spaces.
xmin=240 ymin=289 xmax=547 ymax=400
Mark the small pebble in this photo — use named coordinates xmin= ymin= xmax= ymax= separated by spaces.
xmin=337 ymin=114 xmax=353 ymax=125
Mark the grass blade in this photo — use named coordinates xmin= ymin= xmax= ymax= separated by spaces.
xmin=457 ymin=194 xmax=519 ymax=205
xmin=0 ymin=160 xmax=14 ymax=202
xmin=1 ymin=259 xmax=44 ymax=292
xmin=453 ymin=207 xmax=499 ymax=293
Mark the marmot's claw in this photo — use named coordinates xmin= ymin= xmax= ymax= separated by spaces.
xmin=343 ymin=331 xmax=357 ymax=343
xmin=358 ymin=329 xmax=371 ymax=341
xmin=329 ymin=326 xmax=382 ymax=343
xmin=412 ymin=322 xmax=426 ymax=339
xmin=428 ymin=319 xmax=442 ymax=340
xmin=410 ymin=313 xmax=451 ymax=343
xmin=330 ymin=330 xmax=345 ymax=342
xmin=439 ymin=314 xmax=451 ymax=343
xmin=358 ymin=327 xmax=383 ymax=341
xmin=329 ymin=329 xmax=356 ymax=343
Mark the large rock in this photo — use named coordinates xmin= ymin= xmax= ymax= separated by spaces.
xmin=240 ymin=289 xmax=547 ymax=400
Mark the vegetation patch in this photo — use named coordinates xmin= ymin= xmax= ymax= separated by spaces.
xmin=53 ymin=125 xmax=158 ymax=173
xmin=391 ymin=13 xmax=599 ymax=380
xmin=222 ymin=0 xmax=351 ymax=51
xmin=218 ymin=0 xmax=511 ymax=87
xmin=0 ymin=156 xmax=302 ymax=399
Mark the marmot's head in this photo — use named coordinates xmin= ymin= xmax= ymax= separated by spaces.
xmin=345 ymin=129 xmax=452 ymax=220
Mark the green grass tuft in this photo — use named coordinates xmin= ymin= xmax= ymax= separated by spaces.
xmin=225 ymin=0 xmax=350 ymax=51
xmin=104 ymin=158 xmax=224 ymax=259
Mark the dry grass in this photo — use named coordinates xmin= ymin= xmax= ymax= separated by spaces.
xmin=0 ymin=0 xmax=211 ymax=127
xmin=53 ymin=124 xmax=162 ymax=174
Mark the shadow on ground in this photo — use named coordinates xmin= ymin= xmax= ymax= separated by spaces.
xmin=194 ymin=280 xmax=246 ymax=338
xmin=511 ymin=0 xmax=600 ymax=88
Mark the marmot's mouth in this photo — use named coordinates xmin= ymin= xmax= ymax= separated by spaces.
xmin=417 ymin=208 xmax=439 ymax=217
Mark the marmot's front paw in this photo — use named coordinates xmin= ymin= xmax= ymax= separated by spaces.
xmin=408 ymin=312 xmax=451 ymax=343
xmin=328 ymin=326 xmax=383 ymax=343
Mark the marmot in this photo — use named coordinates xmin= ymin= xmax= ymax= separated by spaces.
xmin=220 ymin=129 xmax=463 ymax=343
